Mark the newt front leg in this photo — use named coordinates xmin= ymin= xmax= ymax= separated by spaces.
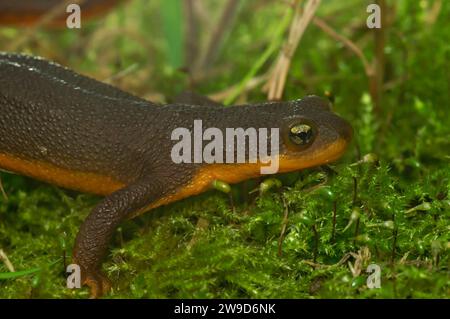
xmin=72 ymin=176 xmax=166 ymax=298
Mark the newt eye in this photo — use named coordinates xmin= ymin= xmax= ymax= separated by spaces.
xmin=289 ymin=124 xmax=314 ymax=146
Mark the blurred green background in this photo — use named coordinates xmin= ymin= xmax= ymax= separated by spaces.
xmin=0 ymin=0 xmax=448 ymax=298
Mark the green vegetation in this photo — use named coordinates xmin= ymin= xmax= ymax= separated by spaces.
xmin=0 ymin=0 xmax=448 ymax=298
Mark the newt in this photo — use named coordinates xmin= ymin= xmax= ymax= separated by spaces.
xmin=0 ymin=53 xmax=352 ymax=297
xmin=0 ymin=0 xmax=125 ymax=27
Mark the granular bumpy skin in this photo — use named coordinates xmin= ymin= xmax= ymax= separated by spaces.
xmin=0 ymin=53 xmax=352 ymax=297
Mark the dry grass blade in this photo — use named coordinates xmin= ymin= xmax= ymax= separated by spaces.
xmin=0 ymin=249 xmax=15 ymax=272
xmin=425 ymin=0 xmax=442 ymax=25
xmin=209 ymin=75 xmax=268 ymax=102
xmin=103 ymin=63 xmax=139 ymax=84
xmin=0 ymin=176 xmax=7 ymax=200
xmin=264 ymin=0 xmax=321 ymax=100
xmin=348 ymin=246 xmax=371 ymax=277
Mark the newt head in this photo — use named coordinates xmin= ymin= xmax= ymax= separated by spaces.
xmin=168 ymin=95 xmax=354 ymax=192
xmin=275 ymin=95 xmax=353 ymax=173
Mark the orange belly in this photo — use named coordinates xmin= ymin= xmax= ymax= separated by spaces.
xmin=0 ymin=153 xmax=124 ymax=195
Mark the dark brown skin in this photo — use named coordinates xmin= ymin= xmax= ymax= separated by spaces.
xmin=0 ymin=53 xmax=352 ymax=297
xmin=0 ymin=0 xmax=126 ymax=27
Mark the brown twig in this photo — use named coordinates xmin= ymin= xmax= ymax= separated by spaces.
xmin=372 ymin=0 xmax=387 ymax=113
xmin=314 ymin=1 xmax=388 ymax=113
xmin=331 ymin=200 xmax=337 ymax=243
xmin=228 ymin=193 xmax=236 ymax=214
xmin=312 ymin=224 xmax=319 ymax=263
xmin=183 ymin=0 xmax=201 ymax=78
xmin=312 ymin=16 xmax=372 ymax=77
xmin=391 ymin=228 xmax=398 ymax=266
xmin=352 ymin=177 xmax=358 ymax=206
xmin=196 ymin=0 xmax=241 ymax=71
xmin=278 ymin=196 xmax=290 ymax=257
xmin=303 ymin=252 xmax=351 ymax=269
xmin=0 ymin=176 xmax=7 ymax=201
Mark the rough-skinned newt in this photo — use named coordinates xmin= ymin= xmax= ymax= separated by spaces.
xmin=0 ymin=53 xmax=352 ymax=297
xmin=0 ymin=0 xmax=125 ymax=27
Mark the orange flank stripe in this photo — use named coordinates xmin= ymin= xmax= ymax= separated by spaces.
xmin=138 ymin=137 xmax=350 ymax=215
xmin=131 ymin=162 xmax=262 ymax=217
xmin=1 ymin=136 xmax=349 ymax=218
xmin=0 ymin=153 xmax=124 ymax=196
